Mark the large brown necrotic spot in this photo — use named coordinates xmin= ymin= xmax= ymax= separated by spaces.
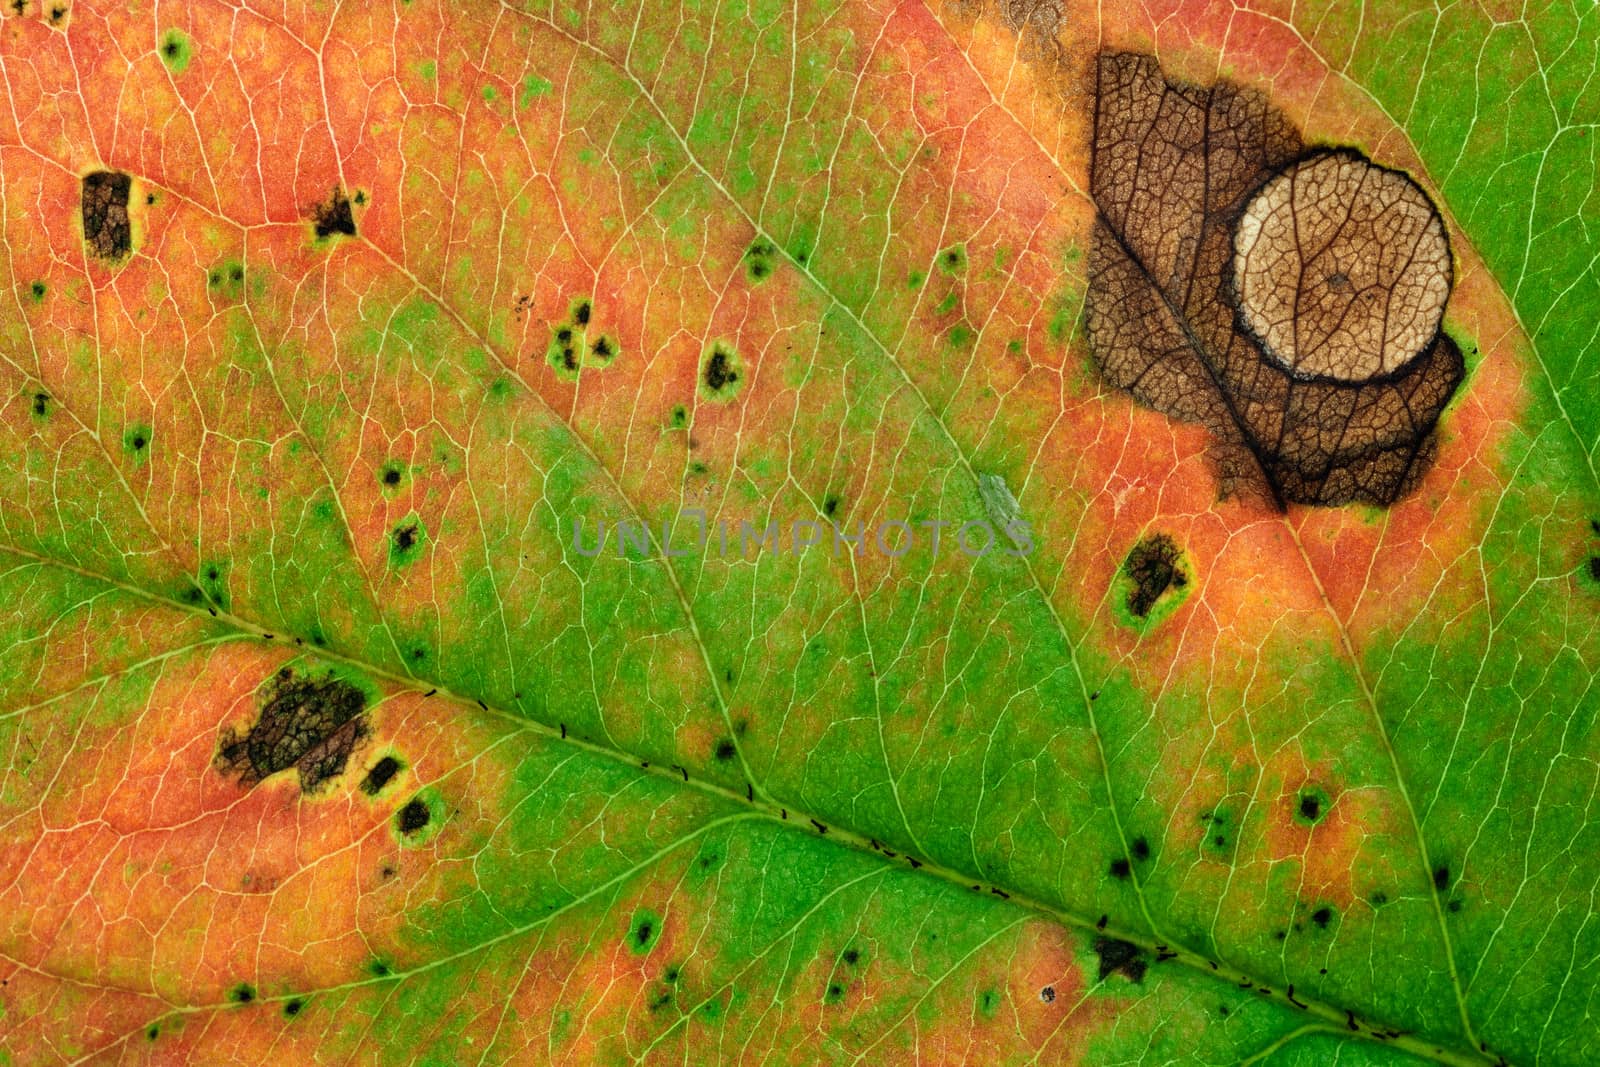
xmin=1084 ymin=52 xmax=1464 ymax=508
xmin=1233 ymin=151 xmax=1452 ymax=382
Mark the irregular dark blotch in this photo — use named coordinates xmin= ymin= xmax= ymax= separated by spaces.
xmin=381 ymin=465 xmax=401 ymax=486
xmin=215 ymin=668 xmax=369 ymax=792
xmin=1123 ymin=534 xmax=1185 ymax=617
xmin=146 ymin=1024 xmax=159 ymax=1040
xmin=393 ymin=522 xmax=419 ymax=553
xmin=703 ymin=345 xmax=739 ymax=393
xmin=362 ymin=755 xmax=402 ymax=795
xmin=231 ymin=983 xmax=255 ymax=1004
xmin=396 ymin=797 xmax=430 ymax=834
xmin=369 ymin=959 xmax=392 ymax=978
xmin=1434 ymin=866 xmax=1450 ymax=891
xmin=1039 ymin=985 xmax=1055 ymax=1003
xmin=1371 ymin=891 xmax=1389 ymax=906
xmin=29 ymin=280 xmax=45 ymax=300
xmin=81 ymin=171 xmax=132 ymax=260
xmin=1587 ymin=556 xmax=1600 ymax=583
xmin=1311 ymin=906 xmax=1333 ymax=929
xmin=1131 ymin=836 xmax=1150 ymax=861
xmin=842 ymin=948 xmax=860 ymax=966
xmin=713 ymin=739 xmax=736 ymax=762
xmin=1299 ymin=792 xmax=1322 ymax=822
xmin=572 ymin=300 xmax=591 ymax=326
xmin=1093 ymin=937 xmax=1147 ymax=983
xmin=1108 ymin=857 xmax=1131 ymax=880
xmin=823 ymin=494 xmax=839 ymax=517
xmin=590 ymin=335 xmax=614 ymax=362
xmin=312 ymin=187 xmax=357 ymax=238
xmin=31 ymin=393 xmax=48 ymax=416
xmin=1448 ymin=898 xmax=1463 ymax=913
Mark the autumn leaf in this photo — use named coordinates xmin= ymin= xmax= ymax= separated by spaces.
xmin=0 ymin=2 xmax=1595 ymax=1066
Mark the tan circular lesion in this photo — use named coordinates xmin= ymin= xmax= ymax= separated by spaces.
xmin=1232 ymin=151 xmax=1452 ymax=382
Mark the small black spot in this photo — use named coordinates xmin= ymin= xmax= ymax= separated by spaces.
xmin=162 ymin=39 xmax=178 ymax=57
xmin=29 ymin=280 xmax=45 ymax=299
xmin=823 ymin=495 xmax=839 ymax=517
xmin=1299 ymin=792 xmax=1322 ymax=821
xmin=1371 ymin=891 xmax=1389 ymax=906
xmin=745 ymin=239 xmax=776 ymax=282
xmin=572 ymin=300 xmax=591 ymax=326
xmin=396 ymin=797 xmax=430 ymax=834
xmin=312 ymin=187 xmax=357 ymax=238
xmin=382 ymin=466 xmax=401 ymax=486
xmin=1122 ymin=534 xmax=1186 ymax=617
xmin=283 ymin=998 xmax=303 ymax=1017
xmin=1434 ymin=865 xmax=1450 ymax=892
xmin=393 ymin=522 xmax=419 ymax=552
xmin=1039 ymin=985 xmax=1055 ymax=1003
xmin=1274 ymin=930 xmax=1287 ymax=941
xmin=215 ymin=668 xmax=369 ymax=793
xmin=231 ymin=983 xmax=255 ymax=1004
xmin=353 ymin=190 xmax=367 ymax=206
xmin=145 ymin=192 xmax=155 ymax=204
xmin=1311 ymin=906 xmax=1333 ymax=929
xmin=31 ymin=392 xmax=48 ymax=416
xmin=369 ymin=959 xmax=392 ymax=978
xmin=1588 ymin=556 xmax=1600 ymax=583
xmin=648 ymin=989 xmax=673 ymax=1012
xmin=635 ymin=921 xmax=654 ymax=947
xmin=206 ymin=566 xmax=219 ymax=581
xmin=1448 ymin=898 xmax=1463 ymax=913
xmin=561 ymin=345 xmax=577 ymax=371
xmin=703 ymin=345 xmax=739 ymax=393
xmin=556 ymin=326 xmax=573 ymax=344
xmin=1218 ymin=1005 xmax=1229 ymax=1017
xmin=362 ymin=755 xmax=402 ymax=795
xmin=1213 ymin=835 xmax=1227 ymax=847
xmin=713 ymin=739 xmax=736 ymax=761
xmin=842 ymin=948 xmax=859 ymax=965
xmin=147 ymin=1024 xmax=159 ymax=1040
xmin=1095 ymin=914 xmax=1108 ymax=930
xmin=229 ymin=265 xmax=243 ymax=282
xmin=591 ymin=335 xmax=613 ymax=361
xmin=131 ymin=433 xmax=146 ymax=450
xmin=664 ymin=966 xmax=680 ymax=983
xmin=1131 ymin=836 xmax=1150 ymax=861
xmin=1591 ymin=519 xmax=1600 ymax=536
xmin=1108 ymin=858 xmax=1131 ymax=880
xmin=825 ymin=982 xmax=844 ymax=1003
xmin=1093 ymin=937 xmax=1147 ymax=983
xmin=82 ymin=170 xmax=132 ymax=260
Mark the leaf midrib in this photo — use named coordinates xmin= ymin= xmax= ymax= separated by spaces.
xmin=0 ymin=538 xmax=1494 ymax=1067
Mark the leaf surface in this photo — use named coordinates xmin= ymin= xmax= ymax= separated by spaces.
xmin=0 ymin=2 xmax=1595 ymax=1065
